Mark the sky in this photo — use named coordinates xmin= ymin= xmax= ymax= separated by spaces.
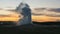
xmin=0 ymin=0 xmax=60 ymax=9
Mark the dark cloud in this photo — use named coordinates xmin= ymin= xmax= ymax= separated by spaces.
xmin=6 ymin=9 xmax=16 ymax=11
xmin=32 ymin=8 xmax=60 ymax=17
xmin=34 ymin=8 xmax=46 ymax=10
xmin=47 ymin=8 xmax=60 ymax=13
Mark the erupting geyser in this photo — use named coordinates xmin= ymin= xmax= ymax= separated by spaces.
xmin=16 ymin=2 xmax=32 ymax=25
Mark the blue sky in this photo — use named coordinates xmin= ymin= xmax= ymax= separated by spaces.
xmin=0 ymin=0 xmax=60 ymax=9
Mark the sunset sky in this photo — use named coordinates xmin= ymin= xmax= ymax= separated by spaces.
xmin=0 ymin=0 xmax=60 ymax=9
xmin=0 ymin=0 xmax=60 ymax=22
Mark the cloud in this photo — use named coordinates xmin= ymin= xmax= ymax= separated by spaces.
xmin=32 ymin=8 xmax=60 ymax=17
xmin=47 ymin=8 xmax=60 ymax=12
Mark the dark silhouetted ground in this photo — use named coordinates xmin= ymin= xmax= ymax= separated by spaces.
xmin=0 ymin=22 xmax=60 ymax=34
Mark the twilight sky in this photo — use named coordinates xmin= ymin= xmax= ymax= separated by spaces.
xmin=0 ymin=0 xmax=60 ymax=9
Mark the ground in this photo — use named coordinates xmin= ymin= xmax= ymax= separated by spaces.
xmin=0 ymin=22 xmax=60 ymax=34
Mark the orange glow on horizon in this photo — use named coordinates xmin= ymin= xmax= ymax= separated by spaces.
xmin=0 ymin=10 xmax=60 ymax=23
xmin=32 ymin=15 xmax=60 ymax=22
xmin=0 ymin=10 xmax=22 ymax=22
